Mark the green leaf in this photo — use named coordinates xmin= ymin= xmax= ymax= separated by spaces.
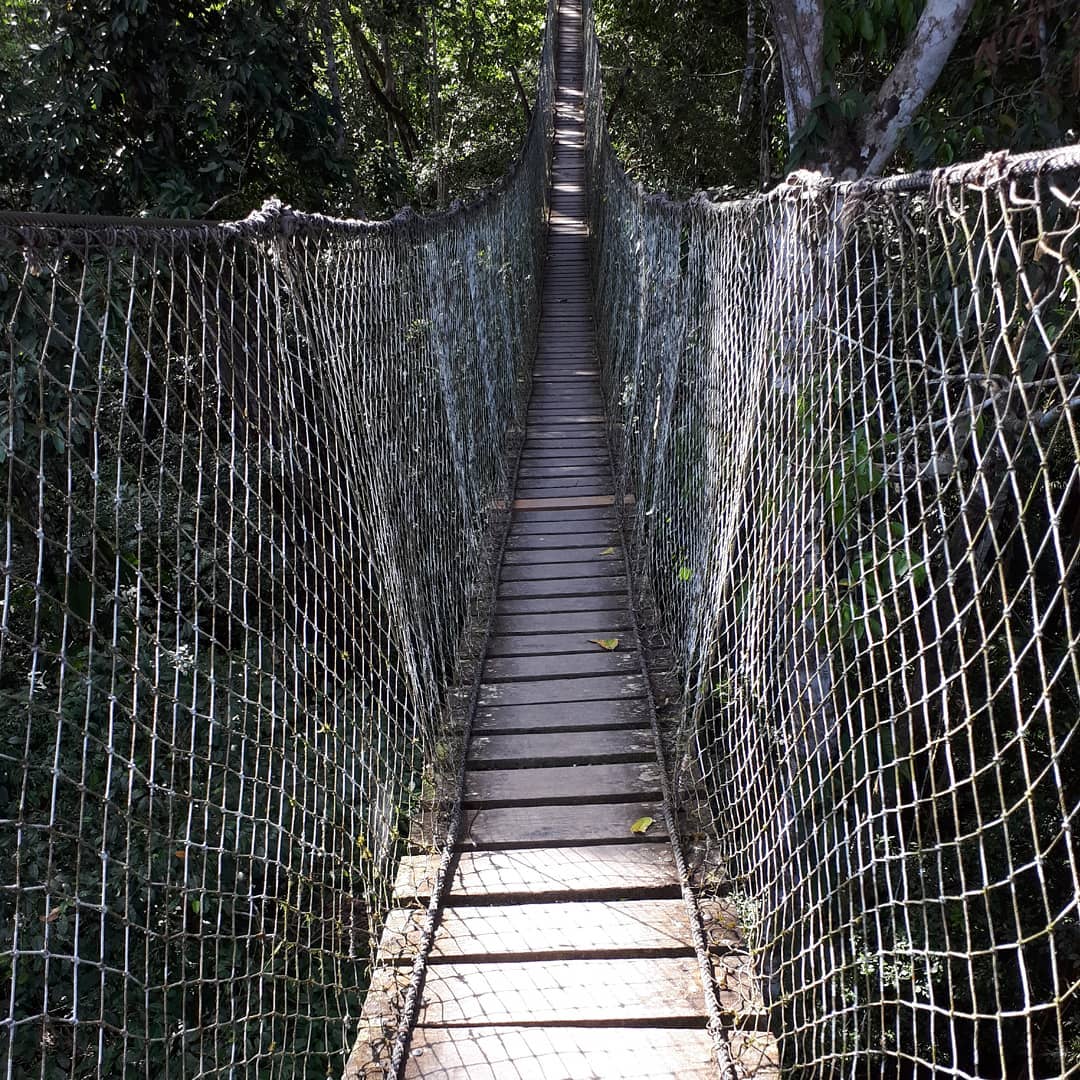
xmin=599 ymin=546 xmax=617 ymax=556
xmin=630 ymin=816 xmax=655 ymax=834
xmin=589 ymin=637 xmax=620 ymax=651
xmin=858 ymin=8 xmax=875 ymax=42
xmin=678 ymin=566 xmax=692 ymax=582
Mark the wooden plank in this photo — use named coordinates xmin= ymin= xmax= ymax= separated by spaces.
xmin=405 ymin=1025 xmax=717 ymax=1080
xmin=512 ymin=506 xmax=616 ymax=523
xmin=464 ymin=761 xmax=661 ymax=806
xmin=516 ymin=465 xmax=610 ymax=478
xmin=468 ymin=728 xmax=654 ymax=766
xmin=514 ymin=485 xmax=615 ymax=499
xmin=416 ymin=957 xmax=705 ymax=1025
xmin=477 ymin=673 xmax=645 ymax=706
xmin=491 ymin=609 xmax=633 ymax=634
xmin=386 ymin=899 xmax=691 ymax=960
xmin=526 ymin=403 xmax=604 ymax=413
xmin=504 ymin=530 xmax=618 ymax=549
xmin=526 ymin=407 xmax=604 ymax=417
xmin=482 ymin=651 xmax=638 ymax=681
xmin=472 ymin=697 xmax=650 ymax=732
xmin=464 ymin=800 xmax=666 ymax=847
xmin=498 ymin=575 xmax=626 ymax=599
xmin=502 ymin=545 xmax=622 ymax=564
xmin=522 ymin=437 xmax=606 ymax=450
xmin=485 ymin=630 xmax=638 ymax=656
xmin=446 ymin=844 xmax=680 ymax=900
xmin=517 ymin=445 xmax=607 ymax=457
xmin=515 ymin=487 xmax=615 ymax=501
xmin=494 ymin=595 xmax=628 ymax=616
xmin=499 ymin=560 xmax=622 ymax=581
xmin=509 ymin=514 xmax=615 ymax=532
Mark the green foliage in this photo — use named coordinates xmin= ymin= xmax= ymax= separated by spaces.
xmin=593 ymin=0 xmax=762 ymax=196
xmin=594 ymin=0 xmax=1080 ymax=192
xmin=796 ymin=0 xmax=1080 ymax=172
xmin=0 ymin=0 xmax=545 ymax=218
xmin=0 ymin=0 xmax=348 ymax=216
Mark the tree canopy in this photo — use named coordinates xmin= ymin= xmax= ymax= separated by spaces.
xmin=595 ymin=0 xmax=1080 ymax=194
xmin=0 ymin=0 xmax=545 ymax=218
xmin=0 ymin=0 xmax=1077 ymax=214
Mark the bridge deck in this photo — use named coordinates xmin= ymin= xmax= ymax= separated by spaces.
xmin=402 ymin=1 xmax=717 ymax=1075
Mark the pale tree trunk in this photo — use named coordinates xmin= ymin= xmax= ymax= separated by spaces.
xmin=767 ymin=0 xmax=824 ymax=143
xmin=737 ymin=0 xmax=758 ymax=121
xmin=857 ymin=0 xmax=977 ymax=175
xmin=768 ymin=0 xmax=976 ymax=177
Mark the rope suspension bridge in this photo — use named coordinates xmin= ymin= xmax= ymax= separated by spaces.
xmin=2 ymin=0 xmax=1079 ymax=1076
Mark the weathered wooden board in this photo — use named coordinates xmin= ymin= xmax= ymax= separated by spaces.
xmin=513 ymin=504 xmax=616 ymax=521
xmin=484 ymin=631 xmax=637 ymax=658
xmin=490 ymin=608 xmax=633 ymax=634
xmin=514 ymin=485 xmax=615 ymax=500
xmin=386 ymin=898 xmax=692 ymax=960
xmin=497 ymin=575 xmax=627 ymax=600
xmin=482 ymin=650 xmax=638 ymax=681
xmin=515 ymin=465 xmax=610 ymax=478
xmin=415 ymin=957 xmax=704 ymax=1025
xmin=471 ymin=697 xmax=650 ymax=732
xmin=508 ymin=515 xmax=615 ymax=534
xmin=527 ymin=375 xmax=600 ymax=384
xmin=502 ymin=544 xmax=623 ymax=564
xmin=512 ymin=495 xmax=615 ymax=511
xmin=516 ymin=448 xmax=608 ymax=463
xmin=494 ymin=595 xmax=628 ymax=617
xmin=503 ymin=530 xmax=619 ymax=550
xmin=463 ymin=761 xmax=661 ymax=806
xmin=499 ymin=560 xmax=622 ymax=582
xmin=445 ymin=844 xmax=679 ymax=900
xmin=404 ymin=1025 xmax=718 ymax=1080
xmin=514 ymin=487 xmax=615 ymax=502
xmin=463 ymin=800 xmax=666 ymax=848
xmin=476 ymin=673 xmax=645 ymax=706
xmin=468 ymin=728 xmax=654 ymax=767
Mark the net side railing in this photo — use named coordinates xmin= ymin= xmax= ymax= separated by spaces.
xmin=584 ymin=5 xmax=1080 ymax=1076
xmin=0 ymin=9 xmax=555 ymax=1076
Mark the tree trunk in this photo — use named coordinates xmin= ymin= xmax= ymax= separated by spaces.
xmin=767 ymin=0 xmax=824 ymax=144
xmin=767 ymin=0 xmax=976 ymax=176
xmin=857 ymin=0 xmax=977 ymax=175
xmin=337 ymin=0 xmax=421 ymax=160
xmin=318 ymin=0 xmax=346 ymax=152
xmin=738 ymin=0 xmax=758 ymax=121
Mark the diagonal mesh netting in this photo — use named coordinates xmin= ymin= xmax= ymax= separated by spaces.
xmin=0 ymin=11 xmax=554 ymax=1074
xmin=584 ymin=4 xmax=1080 ymax=1076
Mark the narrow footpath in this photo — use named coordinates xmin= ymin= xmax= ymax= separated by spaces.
xmin=401 ymin=2 xmax=718 ymax=1075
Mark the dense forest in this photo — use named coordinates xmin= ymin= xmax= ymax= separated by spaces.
xmin=1 ymin=0 xmax=1078 ymax=218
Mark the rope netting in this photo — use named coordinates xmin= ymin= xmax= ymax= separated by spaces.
xmin=584 ymin=5 xmax=1080 ymax=1077
xmin=0 ymin=12 xmax=554 ymax=1075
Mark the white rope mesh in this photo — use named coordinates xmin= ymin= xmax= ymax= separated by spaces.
xmin=584 ymin=3 xmax=1080 ymax=1076
xmin=0 ymin=15 xmax=554 ymax=1073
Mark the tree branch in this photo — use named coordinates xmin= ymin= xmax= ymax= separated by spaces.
xmin=858 ymin=0 xmax=977 ymax=175
xmin=336 ymin=0 xmax=421 ymax=159
xmin=508 ymin=64 xmax=532 ymax=127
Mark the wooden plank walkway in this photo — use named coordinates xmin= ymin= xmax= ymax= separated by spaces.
xmin=401 ymin=1 xmax=718 ymax=1075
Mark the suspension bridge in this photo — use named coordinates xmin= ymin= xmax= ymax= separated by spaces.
xmin=2 ymin=0 xmax=1079 ymax=1078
